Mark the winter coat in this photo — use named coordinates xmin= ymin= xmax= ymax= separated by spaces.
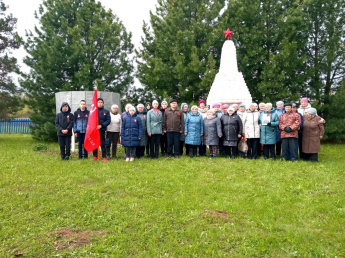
xmin=215 ymin=111 xmax=223 ymax=119
xmin=198 ymin=107 xmax=208 ymax=119
xmin=298 ymin=103 xmax=312 ymax=116
xmin=163 ymin=108 xmax=184 ymax=133
xmin=185 ymin=112 xmax=204 ymax=146
xmin=121 ymin=111 xmax=129 ymax=121
xmin=279 ymin=111 xmax=301 ymax=139
xmin=204 ymin=116 xmax=222 ymax=146
xmin=98 ymin=107 xmax=111 ymax=131
xmin=180 ymin=103 xmax=189 ymax=141
xmin=275 ymin=108 xmax=285 ymax=141
xmin=137 ymin=111 xmax=148 ymax=146
xmin=121 ymin=114 xmax=143 ymax=147
xmin=302 ymin=115 xmax=325 ymax=153
xmin=147 ymin=109 xmax=163 ymax=135
xmin=242 ymin=110 xmax=260 ymax=138
xmin=55 ymin=102 xmax=74 ymax=137
xmin=237 ymin=111 xmax=245 ymax=122
xmin=221 ymin=113 xmax=243 ymax=142
xmin=107 ymin=112 xmax=121 ymax=132
xmin=258 ymin=109 xmax=279 ymax=145
xmin=73 ymin=108 xmax=89 ymax=134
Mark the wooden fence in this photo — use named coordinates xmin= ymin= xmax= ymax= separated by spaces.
xmin=0 ymin=119 xmax=32 ymax=134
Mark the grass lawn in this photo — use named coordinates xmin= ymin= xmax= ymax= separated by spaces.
xmin=0 ymin=134 xmax=344 ymax=257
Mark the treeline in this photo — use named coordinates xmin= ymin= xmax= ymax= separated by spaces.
xmin=1 ymin=0 xmax=344 ymax=141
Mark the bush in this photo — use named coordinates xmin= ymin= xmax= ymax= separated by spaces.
xmin=31 ymin=122 xmax=58 ymax=142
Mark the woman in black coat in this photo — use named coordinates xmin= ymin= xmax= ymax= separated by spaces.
xmin=220 ymin=107 xmax=243 ymax=158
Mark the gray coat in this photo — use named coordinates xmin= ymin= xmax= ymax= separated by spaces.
xmin=147 ymin=109 xmax=163 ymax=135
xmin=137 ymin=112 xmax=148 ymax=146
xmin=203 ymin=116 xmax=222 ymax=146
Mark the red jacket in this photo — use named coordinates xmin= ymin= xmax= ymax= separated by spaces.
xmin=279 ymin=112 xmax=301 ymax=139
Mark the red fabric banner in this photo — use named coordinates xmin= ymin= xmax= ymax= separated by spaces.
xmin=84 ymin=90 xmax=100 ymax=152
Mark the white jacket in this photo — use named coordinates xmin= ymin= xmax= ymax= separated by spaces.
xmin=243 ymin=110 xmax=260 ymax=138
xmin=107 ymin=113 xmax=121 ymax=132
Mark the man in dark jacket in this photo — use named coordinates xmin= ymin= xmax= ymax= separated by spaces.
xmin=73 ymin=100 xmax=89 ymax=159
xmin=163 ymin=99 xmax=184 ymax=158
xmin=93 ymin=98 xmax=111 ymax=161
xmin=55 ymin=102 xmax=74 ymax=160
xmin=160 ymin=100 xmax=168 ymax=156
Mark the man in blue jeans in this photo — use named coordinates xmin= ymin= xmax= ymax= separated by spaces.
xmin=163 ymin=99 xmax=184 ymax=158
xmin=73 ymin=100 xmax=89 ymax=159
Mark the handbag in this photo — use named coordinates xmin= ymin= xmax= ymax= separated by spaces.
xmin=238 ymin=138 xmax=248 ymax=153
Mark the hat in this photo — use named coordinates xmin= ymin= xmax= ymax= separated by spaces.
xmin=111 ymin=104 xmax=119 ymax=110
xmin=265 ymin=103 xmax=272 ymax=108
xmin=253 ymin=103 xmax=258 ymax=107
xmin=198 ymin=99 xmax=206 ymax=106
xmin=207 ymin=109 xmax=215 ymax=114
xmin=300 ymin=97 xmax=308 ymax=103
xmin=170 ymin=99 xmax=177 ymax=103
xmin=308 ymin=108 xmax=317 ymax=115
xmin=291 ymin=103 xmax=297 ymax=108
xmin=227 ymin=106 xmax=235 ymax=112
xmin=284 ymin=103 xmax=292 ymax=107
xmin=181 ymin=103 xmax=188 ymax=110
xmin=191 ymin=105 xmax=198 ymax=110
xmin=259 ymin=102 xmax=266 ymax=107
xmin=125 ymin=103 xmax=133 ymax=111
xmin=137 ymin=103 xmax=145 ymax=109
xmin=161 ymin=100 xmax=168 ymax=105
xmin=129 ymin=106 xmax=136 ymax=112
xmin=212 ymin=103 xmax=220 ymax=108
xmin=152 ymin=100 xmax=159 ymax=105
xmin=97 ymin=98 xmax=104 ymax=103
xmin=276 ymin=101 xmax=284 ymax=106
xmin=145 ymin=102 xmax=151 ymax=106
xmin=222 ymin=104 xmax=229 ymax=109
xmin=239 ymin=104 xmax=246 ymax=108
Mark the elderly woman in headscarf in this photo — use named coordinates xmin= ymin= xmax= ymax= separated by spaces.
xmin=221 ymin=106 xmax=243 ymax=158
xmin=212 ymin=103 xmax=223 ymax=119
xmin=302 ymin=108 xmax=324 ymax=162
xmin=147 ymin=100 xmax=163 ymax=159
xmin=237 ymin=104 xmax=247 ymax=158
xmin=185 ymin=105 xmax=204 ymax=158
xmin=258 ymin=103 xmax=279 ymax=160
xmin=204 ymin=109 xmax=222 ymax=158
xmin=243 ymin=103 xmax=260 ymax=159
xmin=121 ymin=103 xmax=133 ymax=121
xmin=106 ymin=104 xmax=122 ymax=159
xmin=136 ymin=104 xmax=148 ymax=158
xmin=179 ymin=103 xmax=190 ymax=156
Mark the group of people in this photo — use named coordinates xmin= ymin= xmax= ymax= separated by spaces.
xmin=55 ymin=97 xmax=325 ymax=163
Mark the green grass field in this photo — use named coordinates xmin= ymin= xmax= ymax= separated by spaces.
xmin=0 ymin=135 xmax=344 ymax=257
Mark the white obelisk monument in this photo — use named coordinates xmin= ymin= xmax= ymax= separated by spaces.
xmin=207 ymin=29 xmax=252 ymax=107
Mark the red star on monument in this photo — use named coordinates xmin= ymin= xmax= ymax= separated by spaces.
xmin=223 ymin=28 xmax=234 ymax=40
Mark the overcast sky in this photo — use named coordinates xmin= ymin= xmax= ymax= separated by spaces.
xmin=7 ymin=0 xmax=158 ymax=85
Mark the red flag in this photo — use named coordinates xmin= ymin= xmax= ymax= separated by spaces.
xmin=84 ymin=90 xmax=100 ymax=152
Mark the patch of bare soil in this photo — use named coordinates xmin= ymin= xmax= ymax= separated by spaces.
xmin=54 ymin=227 xmax=105 ymax=251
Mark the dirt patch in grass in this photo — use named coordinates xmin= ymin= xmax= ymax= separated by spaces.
xmin=53 ymin=227 xmax=105 ymax=251
xmin=79 ymin=179 xmax=98 ymax=187
xmin=203 ymin=209 xmax=233 ymax=224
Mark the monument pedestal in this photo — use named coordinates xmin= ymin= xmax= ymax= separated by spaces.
xmin=207 ymin=40 xmax=252 ymax=108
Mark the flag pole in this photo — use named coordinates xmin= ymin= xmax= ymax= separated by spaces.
xmin=94 ymin=80 xmax=100 ymax=161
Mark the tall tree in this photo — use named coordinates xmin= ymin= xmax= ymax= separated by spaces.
xmin=21 ymin=0 xmax=134 ymax=141
xmin=224 ymin=0 xmax=309 ymax=102
xmin=136 ymin=0 xmax=226 ymax=102
xmin=0 ymin=0 xmax=22 ymax=119
xmin=302 ymin=0 xmax=345 ymax=117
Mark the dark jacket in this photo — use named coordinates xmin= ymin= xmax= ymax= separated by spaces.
xmin=98 ymin=107 xmax=111 ymax=131
xmin=73 ymin=108 xmax=89 ymax=134
xmin=136 ymin=110 xmax=148 ymax=146
xmin=55 ymin=102 xmax=74 ymax=137
xmin=259 ymin=109 xmax=279 ymax=145
xmin=221 ymin=113 xmax=243 ymax=142
xmin=163 ymin=108 xmax=184 ymax=133
xmin=203 ymin=116 xmax=222 ymax=146
xmin=121 ymin=113 xmax=143 ymax=147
